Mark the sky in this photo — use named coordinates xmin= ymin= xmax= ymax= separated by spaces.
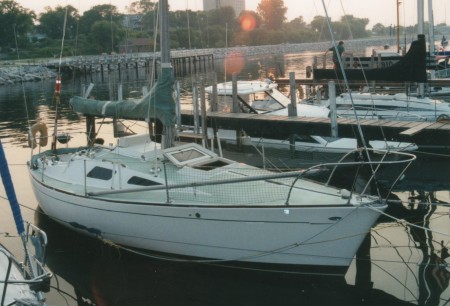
xmin=14 ymin=0 xmax=450 ymax=28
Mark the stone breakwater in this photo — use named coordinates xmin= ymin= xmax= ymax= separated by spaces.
xmin=0 ymin=65 xmax=56 ymax=85
xmin=211 ymin=37 xmax=398 ymax=59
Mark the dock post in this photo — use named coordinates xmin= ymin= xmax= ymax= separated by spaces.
xmin=176 ymin=81 xmax=181 ymax=129
xmin=328 ymin=81 xmax=338 ymax=138
xmin=118 ymin=84 xmax=123 ymax=101
xmin=86 ymin=116 xmax=96 ymax=146
xmin=211 ymin=73 xmax=218 ymax=112
xmin=135 ymin=61 xmax=139 ymax=79
xmin=232 ymin=73 xmax=241 ymax=150
xmin=288 ymin=72 xmax=298 ymax=157
xmin=232 ymin=73 xmax=239 ymax=113
xmin=200 ymin=79 xmax=209 ymax=149
xmin=192 ymin=82 xmax=199 ymax=134
xmin=288 ymin=72 xmax=298 ymax=117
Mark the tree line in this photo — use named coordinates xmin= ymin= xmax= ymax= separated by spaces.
xmin=0 ymin=0 xmax=443 ymax=59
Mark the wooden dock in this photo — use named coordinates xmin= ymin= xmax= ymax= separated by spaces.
xmin=39 ymin=50 xmax=215 ymax=78
xmin=274 ymin=78 xmax=450 ymax=88
xmin=180 ymin=110 xmax=450 ymax=149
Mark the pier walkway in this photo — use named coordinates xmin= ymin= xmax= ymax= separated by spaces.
xmin=180 ymin=110 xmax=450 ymax=149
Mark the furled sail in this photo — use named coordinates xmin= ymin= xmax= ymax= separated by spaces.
xmin=313 ymin=34 xmax=427 ymax=82
xmin=70 ymin=66 xmax=176 ymax=126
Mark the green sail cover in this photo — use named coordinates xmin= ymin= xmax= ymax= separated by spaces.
xmin=70 ymin=66 xmax=176 ymax=126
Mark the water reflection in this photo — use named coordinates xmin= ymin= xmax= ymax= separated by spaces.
xmin=407 ymin=192 xmax=450 ymax=305
xmin=32 ymin=189 xmax=450 ymax=305
xmin=369 ymin=191 xmax=450 ymax=306
xmin=37 ymin=209 xmax=419 ymax=306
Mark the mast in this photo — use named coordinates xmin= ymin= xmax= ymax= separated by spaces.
xmin=160 ymin=0 xmax=176 ymax=149
xmin=397 ymin=0 xmax=401 ymax=53
xmin=160 ymin=0 xmax=170 ymax=65
xmin=428 ymin=0 xmax=436 ymax=79
xmin=417 ymin=0 xmax=425 ymax=97
xmin=0 ymin=140 xmax=45 ymax=302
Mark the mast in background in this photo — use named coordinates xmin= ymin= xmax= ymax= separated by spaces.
xmin=160 ymin=0 xmax=176 ymax=149
xmin=417 ymin=0 xmax=425 ymax=97
xmin=397 ymin=0 xmax=401 ymax=53
xmin=428 ymin=0 xmax=436 ymax=79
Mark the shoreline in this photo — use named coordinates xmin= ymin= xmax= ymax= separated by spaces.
xmin=0 ymin=65 xmax=56 ymax=85
xmin=0 ymin=37 xmax=399 ymax=85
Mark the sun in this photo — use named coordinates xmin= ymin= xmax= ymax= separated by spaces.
xmin=239 ymin=14 xmax=256 ymax=32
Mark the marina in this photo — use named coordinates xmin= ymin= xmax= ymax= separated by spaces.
xmin=1 ymin=0 xmax=450 ymax=305
xmin=1 ymin=48 xmax=450 ymax=306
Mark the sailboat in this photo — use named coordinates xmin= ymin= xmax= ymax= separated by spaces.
xmin=0 ymin=139 xmax=51 ymax=305
xmin=312 ymin=35 xmax=450 ymax=121
xmin=27 ymin=0 xmax=414 ymax=275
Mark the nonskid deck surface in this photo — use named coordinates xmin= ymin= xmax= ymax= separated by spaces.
xmin=31 ymin=146 xmax=362 ymax=207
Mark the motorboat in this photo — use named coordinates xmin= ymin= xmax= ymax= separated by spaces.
xmin=201 ymin=79 xmax=417 ymax=169
xmin=315 ymin=91 xmax=450 ymax=121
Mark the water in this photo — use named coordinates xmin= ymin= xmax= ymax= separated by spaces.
xmin=1 ymin=42 xmax=450 ymax=305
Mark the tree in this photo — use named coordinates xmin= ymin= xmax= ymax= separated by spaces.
xmin=338 ymin=15 xmax=369 ymax=39
xmin=257 ymin=0 xmax=287 ymax=30
xmin=372 ymin=23 xmax=386 ymax=36
xmin=126 ymin=0 xmax=156 ymax=14
xmin=38 ymin=5 xmax=79 ymax=40
xmin=310 ymin=16 xmax=331 ymax=40
xmin=89 ymin=20 xmax=125 ymax=53
xmin=284 ymin=17 xmax=315 ymax=43
xmin=0 ymin=1 xmax=35 ymax=50
xmin=78 ymin=5 xmax=123 ymax=36
xmin=287 ymin=17 xmax=306 ymax=28
xmin=207 ymin=7 xmax=236 ymax=28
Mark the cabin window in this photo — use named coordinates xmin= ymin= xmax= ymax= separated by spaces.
xmin=164 ymin=143 xmax=218 ymax=167
xmin=171 ymin=148 xmax=205 ymax=162
xmin=87 ymin=167 xmax=113 ymax=180
xmin=295 ymin=135 xmax=318 ymax=143
xmin=192 ymin=160 xmax=230 ymax=171
xmin=128 ymin=176 xmax=162 ymax=186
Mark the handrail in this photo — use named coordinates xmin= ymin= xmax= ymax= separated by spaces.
xmin=85 ymin=149 xmax=416 ymax=206
xmin=0 ymin=247 xmax=13 ymax=306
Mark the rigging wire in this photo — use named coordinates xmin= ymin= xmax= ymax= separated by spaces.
xmin=14 ymin=25 xmax=33 ymax=158
xmin=321 ymin=0 xmax=387 ymax=203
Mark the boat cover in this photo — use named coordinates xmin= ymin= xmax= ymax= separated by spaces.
xmin=70 ymin=66 xmax=176 ymax=126
xmin=313 ymin=34 xmax=427 ymax=82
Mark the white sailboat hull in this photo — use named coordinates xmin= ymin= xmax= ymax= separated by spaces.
xmin=30 ymin=168 xmax=383 ymax=272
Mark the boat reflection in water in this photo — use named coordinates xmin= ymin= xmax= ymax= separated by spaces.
xmin=406 ymin=191 xmax=450 ymax=305
xmin=35 ymin=191 xmax=450 ymax=306
xmin=371 ymin=190 xmax=450 ymax=306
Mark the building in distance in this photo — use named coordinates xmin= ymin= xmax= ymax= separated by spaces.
xmin=203 ymin=0 xmax=245 ymax=16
